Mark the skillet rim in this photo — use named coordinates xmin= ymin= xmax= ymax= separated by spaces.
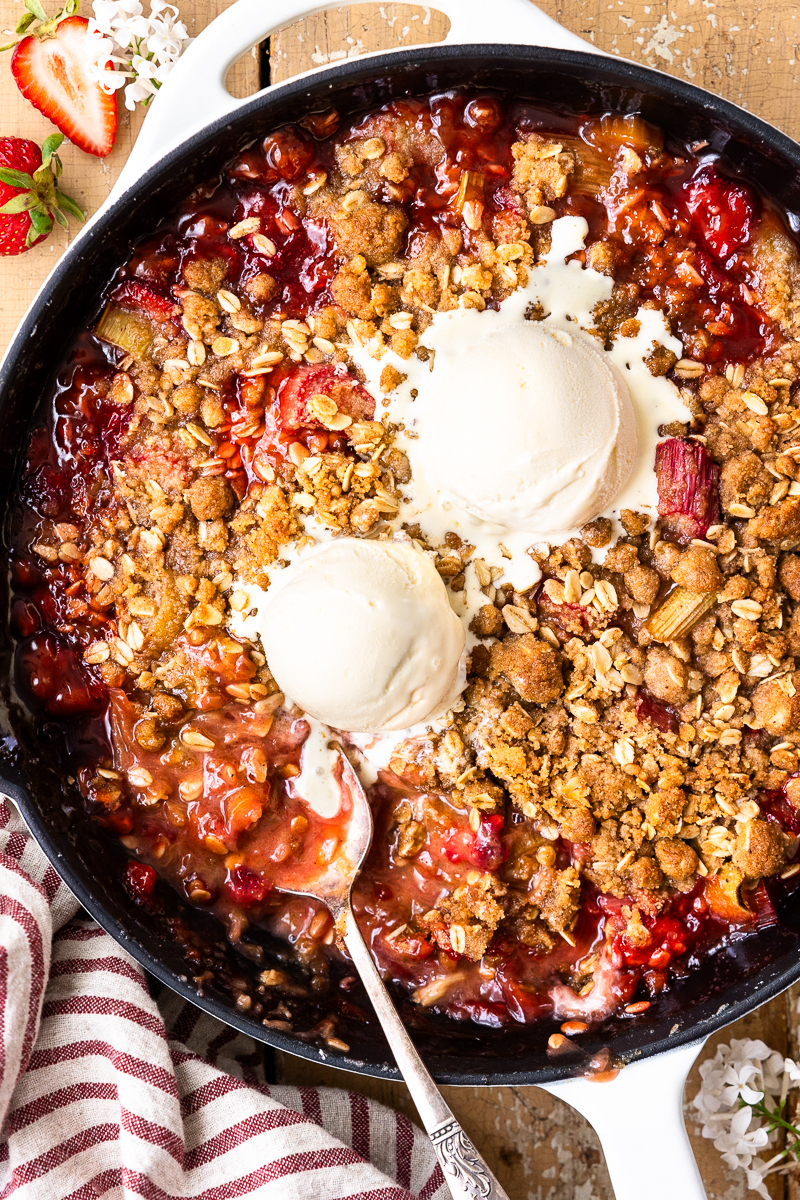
xmin=3 ymin=40 xmax=800 ymax=1086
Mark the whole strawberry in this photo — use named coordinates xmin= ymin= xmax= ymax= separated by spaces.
xmin=0 ymin=133 xmax=85 ymax=254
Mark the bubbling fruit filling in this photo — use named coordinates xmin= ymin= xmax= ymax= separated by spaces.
xmin=10 ymin=90 xmax=800 ymax=1045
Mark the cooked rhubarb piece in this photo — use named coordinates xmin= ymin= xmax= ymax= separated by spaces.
xmin=655 ymin=437 xmax=720 ymax=542
xmin=558 ymin=138 xmax=614 ymax=196
xmin=646 ymin=585 xmax=717 ymax=642
xmin=95 ymin=303 xmax=154 ymax=358
xmin=96 ymin=282 xmax=178 ymax=357
xmin=453 ymin=169 xmax=485 ymax=224
xmin=278 ymin=364 xmax=375 ymax=435
xmin=597 ymin=113 xmax=664 ymax=152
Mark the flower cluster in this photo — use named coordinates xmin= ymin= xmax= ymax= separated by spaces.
xmin=693 ymin=1038 xmax=800 ymax=1197
xmin=84 ymin=0 xmax=190 ymax=111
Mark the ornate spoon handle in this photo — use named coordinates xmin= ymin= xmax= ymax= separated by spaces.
xmin=342 ymin=907 xmax=511 ymax=1200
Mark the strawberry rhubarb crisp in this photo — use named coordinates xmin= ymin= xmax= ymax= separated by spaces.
xmin=10 ymin=91 xmax=800 ymax=1043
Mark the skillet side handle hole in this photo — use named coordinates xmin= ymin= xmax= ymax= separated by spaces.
xmin=224 ymin=2 xmax=451 ymax=97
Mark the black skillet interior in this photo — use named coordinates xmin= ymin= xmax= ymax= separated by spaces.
xmin=3 ymin=44 xmax=800 ymax=1086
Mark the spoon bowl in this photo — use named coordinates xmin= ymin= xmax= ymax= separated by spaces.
xmin=271 ymin=746 xmax=374 ymax=916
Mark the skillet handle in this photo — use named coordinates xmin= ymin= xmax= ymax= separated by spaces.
xmin=541 ymin=1040 xmax=708 ymax=1200
xmin=103 ymin=0 xmax=593 ymax=210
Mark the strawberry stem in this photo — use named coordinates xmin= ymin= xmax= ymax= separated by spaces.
xmin=0 ymin=0 xmax=78 ymax=51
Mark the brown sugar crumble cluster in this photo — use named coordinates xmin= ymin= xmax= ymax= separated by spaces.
xmin=10 ymin=91 xmax=800 ymax=1037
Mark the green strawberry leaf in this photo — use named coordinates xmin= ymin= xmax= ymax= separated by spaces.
xmin=15 ymin=12 xmax=36 ymax=33
xmin=23 ymin=0 xmax=48 ymax=21
xmin=28 ymin=207 xmax=52 ymax=235
xmin=40 ymin=133 xmax=64 ymax=166
xmin=54 ymin=190 xmax=85 ymax=221
xmin=0 ymin=168 xmax=35 ymax=190
xmin=0 ymin=194 xmax=36 ymax=214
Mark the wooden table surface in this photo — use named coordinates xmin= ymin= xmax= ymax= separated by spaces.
xmin=2 ymin=2 xmax=800 ymax=1196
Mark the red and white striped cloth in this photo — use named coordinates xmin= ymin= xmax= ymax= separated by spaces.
xmin=0 ymin=796 xmax=449 ymax=1199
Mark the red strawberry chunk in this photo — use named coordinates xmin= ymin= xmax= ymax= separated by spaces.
xmin=128 ymin=446 xmax=191 ymax=492
xmin=682 ymin=165 xmax=757 ymax=261
xmin=278 ymin=365 xmax=375 ymax=436
xmin=225 ymin=865 xmax=272 ymax=905
xmin=749 ymin=881 xmax=779 ymax=929
xmin=430 ymin=924 xmax=459 ymax=957
xmin=19 ymin=632 xmax=104 ymax=716
xmin=125 ymin=861 xmax=156 ymax=900
xmin=635 ymin=689 xmax=679 ymax=734
xmin=262 ymin=127 xmax=316 ymax=183
xmin=110 ymin=281 xmax=179 ymax=323
xmin=443 ymin=814 xmax=507 ymax=871
xmin=759 ymin=784 xmax=800 ymax=835
xmin=655 ymin=437 xmax=720 ymax=542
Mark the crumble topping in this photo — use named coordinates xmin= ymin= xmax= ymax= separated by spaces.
xmin=13 ymin=91 xmax=800 ymax=1034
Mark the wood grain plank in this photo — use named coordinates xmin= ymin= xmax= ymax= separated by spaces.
xmin=270 ymin=3 xmax=450 ymax=83
xmin=0 ymin=0 xmax=259 ymax=356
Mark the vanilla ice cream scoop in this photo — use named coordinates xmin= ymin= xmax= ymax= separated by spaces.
xmin=254 ymin=539 xmax=465 ymax=733
xmin=417 ymin=322 xmax=637 ymax=538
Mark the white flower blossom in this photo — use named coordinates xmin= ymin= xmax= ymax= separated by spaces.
xmin=693 ymin=1038 xmax=800 ymax=1197
xmin=84 ymin=0 xmax=191 ymax=110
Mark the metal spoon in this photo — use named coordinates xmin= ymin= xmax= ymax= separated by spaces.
xmin=278 ymin=747 xmax=510 ymax=1200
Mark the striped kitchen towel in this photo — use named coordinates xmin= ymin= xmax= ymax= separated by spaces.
xmin=0 ymin=797 xmax=448 ymax=1199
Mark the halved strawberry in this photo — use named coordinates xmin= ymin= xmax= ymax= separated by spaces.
xmin=3 ymin=1 xmax=117 ymax=158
